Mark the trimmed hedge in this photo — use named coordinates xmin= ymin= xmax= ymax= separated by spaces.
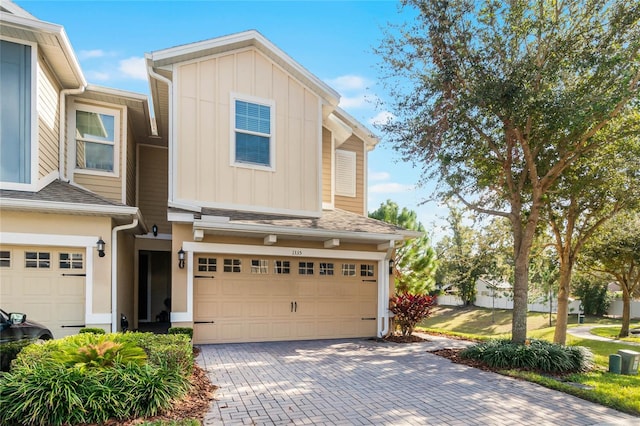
xmin=0 ymin=332 xmax=193 ymax=426
xmin=79 ymin=327 xmax=107 ymax=334
xmin=168 ymin=327 xmax=194 ymax=340
xmin=460 ymin=339 xmax=594 ymax=373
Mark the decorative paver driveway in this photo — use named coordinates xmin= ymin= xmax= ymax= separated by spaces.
xmin=197 ymin=336 xmax=638 ymax=425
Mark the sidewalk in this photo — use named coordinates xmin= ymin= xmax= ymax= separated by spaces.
xmin=568 ymin=325 xmax=640 ymax=346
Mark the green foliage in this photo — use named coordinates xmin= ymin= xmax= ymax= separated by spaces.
xmin=375 ymin=0 xmax=640 ymax=344
xmin=370 ymin=200 xmax=438 ymax=294
xmin=52 ymin=334 xmax=147 ymax=370
xmin=460 ymin=339 xmax=594 ymax=373
xmin=0 ymin=339 xmax=34 ymax=372
xmin=118 ymin=332 xmax=194 ymax=377
xmin=389 ymin=293 xmax=436 ymax=336
xmin=572 ymin=274 xmax=611 ymax=316
xmin=79 ymin=327 xmax=106 ymax=334
xmin=168 ymin=327 xmax=194 ymax=339
xmin=0 ymin=333 xmax=193 ymax=425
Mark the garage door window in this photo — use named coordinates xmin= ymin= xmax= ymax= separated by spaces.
xmin=0 ymin=251 xmax=10 ymax=267
xmin=223 ymin=258 xmax=241 ymax=273
xmin=251 ymin=259 xmax=268 ymax=274
xmin=274 ymin=260 xmax=290 ymax=274
xmin=342 ymin=263 xmax=356 ymax=276
xmin=59 ymin=253 xmax=83 ymax=269
xmin=25 ymin=252 xmax=50 ymax=269
xmin=298 ymin=262 xmax=314 ymax=275
xmin=360 ymin=264 xmax=374 ymax=277
xmin=198 ymin=258 xmax=217 ymax=272
xmin=319 ymin=262 xmax=334 ymax=276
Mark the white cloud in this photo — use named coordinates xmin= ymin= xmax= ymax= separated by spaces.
xmin=118 ymin=57 xmax=147 ymax=80
xmin=325 ymin=74 xmax=370 ymax=92
xmin=369 ymin=171 xmax=391 ymax=181
xmin=368 ymin=111 xmax=395 ymax=126
xmin=339 ymin=94 xmax=369 ymax=109
xmin=79 ymin=49 xmax=107 ymax=60
xmin=369 ymin=182 xmax=414 ymax=194
xmin=86 ymin=70 xmax=111 ymax=81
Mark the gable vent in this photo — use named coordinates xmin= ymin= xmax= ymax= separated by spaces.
xmin=335 ymin=149 xmax=356 ymax=197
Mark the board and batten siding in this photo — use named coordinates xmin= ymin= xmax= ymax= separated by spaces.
xmin=37 ymin=58 xmax=61 ymax=179
xmin=138 ymin=145 xmax=169 ymax=234
xmin=334 ymin=136 xmax=365 ymax=215
xmin=175 ymin=47 xmax=321 ymax=214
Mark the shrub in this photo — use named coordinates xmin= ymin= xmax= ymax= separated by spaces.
xmin=52 ymin=334 xmax=147 ymax=370
xmin=0 ymin=339 xmax=34 ymax=372
xmin=460 ymin=339 xmax=594 ymax=373
xmin=168 ymin=327 xmax=194 ymax=340
xmin=389 ymin=293 xmax=436 ymax=336
xmin=79 ymin=327 xmax=106 ymax=334
xmin=0 ymin=332 xmax=194 ymax=425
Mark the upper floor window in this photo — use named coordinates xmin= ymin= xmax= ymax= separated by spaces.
xmin=231 ymin=95 xmax=275 ymax=170
xmin=0 ymin=39 xmax=33 ymax=187
xmin=73 ymin=103 xmax=120 ymax=175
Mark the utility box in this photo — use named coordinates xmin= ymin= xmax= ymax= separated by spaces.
xmin=617 ymin=350 xmax=640 ymax=375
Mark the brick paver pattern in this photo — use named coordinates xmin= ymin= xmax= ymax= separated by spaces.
xmin=197 ymin=336 xmax=638 ymax=425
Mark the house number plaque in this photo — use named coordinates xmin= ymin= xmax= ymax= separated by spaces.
xmin=291 ymin=250 xmax=303 ymax=256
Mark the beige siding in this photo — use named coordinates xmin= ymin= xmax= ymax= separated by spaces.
xmin=322 ymin=127 xmax=332 ymax=205
xmin=73 ymin=174 xmax=122 ymax=203
xmin=335 ymin=136 xmax=365 ymax=215
xmin=138 ymin=145 xmax=169 ymax=234
xmin=37 ymin=59 xmax=61 ymax=179
xmin=70 ymin=99 xmax=125 ymax=203
xmin=117 ymin=233 xmax=135 ymax=331
xmin=175 ymin=47 xmax=321 ymax=214
xmin=126 ymin=122 xmax=136 ymax=206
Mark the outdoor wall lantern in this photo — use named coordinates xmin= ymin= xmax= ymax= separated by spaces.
xmin=152 ymin=224 xmax=158 ymax=237
xmin=97 ymin=237 xmax=106 ymax=258
xmin=178 ymin=248 xmax=185 ymax=269
xmin=389 ymin=259 xmax=395 ymax=275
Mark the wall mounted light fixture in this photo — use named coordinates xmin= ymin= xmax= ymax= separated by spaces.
xmin=97 ymin=237 xmax=106 ymax=258
xmin=152 ymin=224 xmax=158 ymax=237
xmin=178 ymin=248 xmax=185 ymax=269
xmin=389 ymin=259 xmax=395 ymax=275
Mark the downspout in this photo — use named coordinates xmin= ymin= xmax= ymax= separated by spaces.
xmin=146 ymin=62 xmax=174 ymax=200
xmin=111 ymin=218 xmax=139 ymax=332
xmin=378 ymin=242 xmax=396 ymax=338
xmin=59 ymin=86 xmax=86 ymax=181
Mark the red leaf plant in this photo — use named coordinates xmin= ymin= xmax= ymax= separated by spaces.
xmin=389 ymin=293 xmax=436 ymax=337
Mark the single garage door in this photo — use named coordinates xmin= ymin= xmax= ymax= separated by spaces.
xmin=193 ymin=254 xmax=378 ymax=344
xmin=0 ymin=246 xmax=86 ymax=339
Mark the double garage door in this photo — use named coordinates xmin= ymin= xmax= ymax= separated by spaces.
xmin=0 ymin=245 xmax=85 ymax=339
xmin=193 ymin=254 xmax=378 ymax=344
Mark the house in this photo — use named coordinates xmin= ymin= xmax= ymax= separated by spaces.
xmin=0 ymin=1 xmax=418 ymax=344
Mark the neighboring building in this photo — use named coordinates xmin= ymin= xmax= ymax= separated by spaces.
xmin=0 ymin=1 xmax=418 ymax=344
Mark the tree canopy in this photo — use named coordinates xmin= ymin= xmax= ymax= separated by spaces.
xmin=369 ymin=200 xmax=437 ymax=294
xmin=376 ymin=0 xmax=640 ymax=343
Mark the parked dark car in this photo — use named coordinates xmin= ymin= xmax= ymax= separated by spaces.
xmin=0 ymin=308 xmax=53 ymax=344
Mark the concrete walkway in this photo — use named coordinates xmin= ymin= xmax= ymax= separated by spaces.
xmin=568 ymin=326 xmax=640 ymax=346
xmin=196 ymin=335 xmax=638 ymax=425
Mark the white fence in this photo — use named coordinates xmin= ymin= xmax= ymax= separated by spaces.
xmin=437 ymin=293 xmax=640 ymax=318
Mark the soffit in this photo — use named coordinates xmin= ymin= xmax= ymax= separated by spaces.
xmin=0 ymin=11 xmax=85 ymax=88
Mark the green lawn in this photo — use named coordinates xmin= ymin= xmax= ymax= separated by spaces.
xmin=418 ymin=306 xmax=640 ymax=416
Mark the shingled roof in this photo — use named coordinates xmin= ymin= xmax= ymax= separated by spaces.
xmin=199 ymin=207 xmax=411 ymax=235
xmin=1 ymin=180 xmax=125 ymax=206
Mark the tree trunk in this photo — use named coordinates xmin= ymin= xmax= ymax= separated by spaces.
xmin=512 ymin=251 xmax=530 ymax=344
xmin=553 ymin=255 xmax=573 ymax=345
xmin=620 ymin=284 xmax=631 ymax=338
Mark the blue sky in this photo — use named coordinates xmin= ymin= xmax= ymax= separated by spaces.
xmin=15 ymin=0 xmax=449 ymax=240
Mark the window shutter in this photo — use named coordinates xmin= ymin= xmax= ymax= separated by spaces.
xmin=335 ymin=149 xmax=356 ymax=197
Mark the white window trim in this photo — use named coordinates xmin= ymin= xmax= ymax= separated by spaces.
xmin=70 ymin=101 xmax=121 ymax=178
xmin=0 ymin=36 xmax=38 ymax=191
xmin=229 ymin=92 xmax=276 ymax=172
xmin=335 ymin=149 xmax=356 ymax=197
